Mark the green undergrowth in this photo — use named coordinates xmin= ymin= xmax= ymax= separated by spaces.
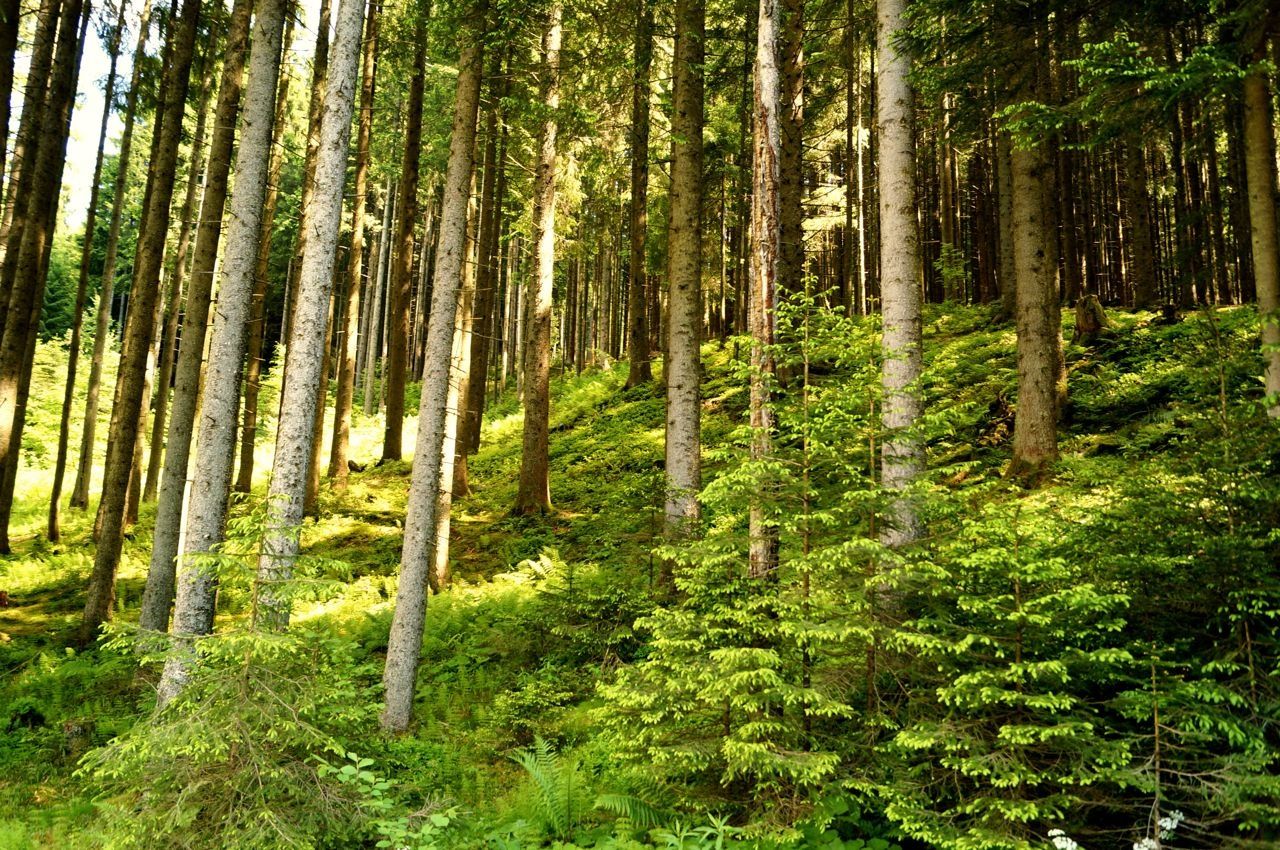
xmin=1 ymin=304 xmax=1277 ymax=849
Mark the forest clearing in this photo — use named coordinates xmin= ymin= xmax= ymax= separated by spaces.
xmin=0 ymin=0 xmax=1278 ymax=847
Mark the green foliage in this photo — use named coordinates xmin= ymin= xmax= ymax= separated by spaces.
xmin=511 ymin=737 xmax=595 ymax=841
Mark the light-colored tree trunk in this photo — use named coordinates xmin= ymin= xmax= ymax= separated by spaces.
xmin=139 ymin=0 xmax=255 ymax=632
xmin=438 ymin=255 xmax=474 ymax=584
xmin=254 ymin=0 xmax=364 ymax=630
xmin=624 ymin=0 xmax=653 ymax=388
xmin=381 ymin=0 xmax=487 ymax=733
xmin=330 ymin=0 xmax=378 ymax=486
xmin=235 ymin=11 xmax=295 ymax=494
xmin=156 ymin=0 xmax=290 ymax=701
xmin=663 ymin=0 xmax=703 ymax=550
xmin=80 ymin=0 xmax=200 ymax=640
xmin=875 ymin=0 xmax=923 ymax=546
xmin=381 ymin=31 xmax=426 ymax=464
xmin=1243 ymin=47 xmax=1280 ymax=416
xmin=748 ymin=0 xmax=781 ymax=578
xmin=71 ymin=0 xmax=152 ymax=510
xmin=49 ymin=0 xmax=126 ymax=540
xmin=513 ymin=3 xmax=561 ymax=516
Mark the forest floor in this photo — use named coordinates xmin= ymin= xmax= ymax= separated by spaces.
xmin=0 ymin=303 xmax=1267 ymax=849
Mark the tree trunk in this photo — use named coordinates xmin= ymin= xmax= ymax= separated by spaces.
xmin=381 ymin=0 xmax=487 ymax=733
xmin=70 ymin=0 xmax=152 ymax=510
xmin=253 ymin=0 xmax=363 ymax=629
xmin=876 ymin=0 xmax=923 ymax=545
xmin=748 ymin=0 xmax=781 ymax=578
xmin=0 ymin=0 xmax=22 ymax=201
xmin=49 ymin=0 xmax=126 ymax=540
xmin=513 ymin=4 xmax=561 ymax=516
xmin=996 ymin=133 xmax=1016 ymax=319
xmin=381 ymin=31 xmax=426 ymax=463
xmin=235 ymin=11 xmax=295 ymax=494
xmin=663 ymin=0 xmax=703 ymax=550
xmin=363 ymin=180 xmax=393 ymax=417
xmin=138 ymin=0 xmax=255 ymax=633
xmin=330 ymin=1 xmax=377 ymax=486
xmin=155 ymin=0 xmax=290 ymax=700
xmin=1242 ymin=47 xmax=1280 ymax=415
xmin=0 ymin=0 xmax=86 ymax=553
xmin=1124 ymin=136 xmax=1158 ymax=310
xmin=79 ymin=0 xmax=201 ymax=641
xmin=624 ymin=0 xmax=653 ymax=388
xmin=1008 ymin=137 xmax=1063 ymax=478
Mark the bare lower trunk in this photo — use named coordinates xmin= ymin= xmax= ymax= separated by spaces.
xmin=380 ymin=0 xmax=487 ymax=733
xmin=1243 ymin=49 xmax=1280 ymax=415
xmin=663 ymin=0 xmax=704 ymax=550
xmin=156 ymin=0 xmax=290 ymax=701
xmin=1124 ymin=135 xmax=1158 ymax=310
xmin=513 ymin=4 xmax=561 ymax=516
xmin=254 ymin=0 xmax=363 ymax=630
xmin=624 ymin=0 xmax=653 ymax=388
xmin=139 ymin=0 xmax=255 ymax=632
xmin=876 ymin=0 xmax=923 ymax=545
xmin=79 ymin=0 xmax=200 ymax=641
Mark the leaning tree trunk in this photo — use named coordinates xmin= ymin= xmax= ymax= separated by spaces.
xmin=663 ymin=0 xmax=704 ymax=550
xmin=155 ymin=0 xmax=291 ymax=702
xmin=253 ymin=0 xmax=364 ymax=630
xmin=79 ymin=0 xmax=201 ymax=642
xmin=138 ymin=0 xmax=254 ymax=633
xmin=513 ymin=3 xmax=562 ymax=516
xmin=1242 ymin=45 xmax=1280 ymax=415
xmin=329 ymin=0 xmax=378 ymax=487
xmin=235 ymin=11 xmax=295 ymax=494
xmin=747 ymin=0 xmax=782 ymax=578
xmin=381 ymin=0 xmax=487 ymax=733
xmin=0 ymin=0 xmax=86 ymax=553
xmin=624 ymin=0 xmax=653 ymax=388
xmin=876 ymin=0 xmax=923 ymax=545
xmin=49 ymin=0 xmax=126 ymax=541
xmin=70 ymin=0 xmax=152 ymax=510
xmin=381 ymin=30 xmax=426 ymax=464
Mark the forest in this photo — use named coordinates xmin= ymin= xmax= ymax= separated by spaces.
xmin=0 ymin=0 xmax=1278 ymax=845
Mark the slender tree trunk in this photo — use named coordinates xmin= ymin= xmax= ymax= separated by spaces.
xmin=513 ymin=3 xmax=561 ymax=516
xmin=363 ymin=180 xmax=393 ymax=416
xmin=381 ymin=30 xmax=426 ymax=463
xmin=876 ymin=0 xmax=923 ymax=545
xmin=236 ymin=11 xmax=295 ymax=494
xmin=0 ymin=0 xmax=21 ymax=201
xmin=1124 ymin=136 xmax=1158 ymax=310
xmin=253 ymin=0 xmax=364 ymax=629
xmin=624 ymin=0 xmax=653 ymax=388
xmin=79 ymin=0 xmax=200 ymax=641
xmin=996 ymin=134 xmax=1016 ymax=319
xmin=71 ymin=0 xmax=153 ymax=510
xmin=381 ymin=0 xmax=487 ymax=733
xmin=144 ymin=72 xmax=214 ymax=504
xmin=777 ymin=0 xmax=802 ymax=297
xmin=330 ymin=1 xmax=377 ymax=486
xmin=663 ymin=0 xmax=703 ymax=550
xmin=748 ymin=0 xmax=781 ymax=578
xmin=156 ymin=0 xmax=290 ymax=700
xmin=0 ymin=0 xmax=86 ymax=553
xmin=49 ymin=0 xmax=126 ymax=540
xmin=1242 ymin=45 xmax=1280 ymax=415
xmin=138 ymin=0 xmax=255 ymax=632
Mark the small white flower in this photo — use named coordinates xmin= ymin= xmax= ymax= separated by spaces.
xmin=1133 ymin=838 xmax=1159 ymax=850
xmin=1047 ymin=829 xmax=1080 ymax=850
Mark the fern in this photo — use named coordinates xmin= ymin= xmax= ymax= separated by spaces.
xmin=594 ymin=792 xmax=670 ymax=830
xmin=510 ymin=737 xmax=590 ymax=840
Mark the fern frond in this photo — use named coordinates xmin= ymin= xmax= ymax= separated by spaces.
xmin=594 ymin=792 xmax=671 ymax=829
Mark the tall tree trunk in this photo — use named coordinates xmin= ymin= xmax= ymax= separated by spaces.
xmin=748 ymin=0 xmax=781 ymax=578
xmin=71 ymin=0 xmax=153 ymax=510
xmin=156 ymin=0 xmax=290 ymax=701
xmin=1242 ymin=43 xmax=1280 ymax=415
xmin=253 ymin=0 xmax=364 ymax=629
xmin=79 ymin=0 xmax=201 ymax=641
xmin=0 ymin=0 xmax=86 ymax=553
xmin=236 ymin=10 xmax=296 ymax=493
xmin=381 ymin=30 xmax=426 ymax=463
xmin=144 ymin=71 xmax=214 ymax=504
xmin=49 ymin=0 xmax=126 ymax=540
xmin=381 ymin=0 xmax=487 ymax=733
xmin=996 ymin=132 xmax=1016 ymax=319
xmin=778 ymin=0 xmax=803 ymax=296
xmin=624 ymin=0 xmax=653 ymax=388
xmin=876 ymin=0 xmax=923 ymax=545
xmin=330 ymin=0 xmax=378 ymax=486
xmin=0 ymin=0 xmax=21 ymax=201
xmin=663 ymin=0 xmax=703 ymax=551
xmin=513 ymin=3 xmax=561 ymax=516
xmin=138 ymin=0 xmax=255 ymax=632
xmin=363 ymin=180 xmax=393 ymax=416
